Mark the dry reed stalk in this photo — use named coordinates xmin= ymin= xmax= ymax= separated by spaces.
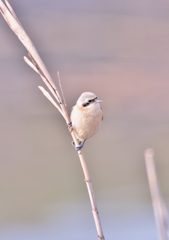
xmin=144 ymin=149 xmax=169 ymax=240
xmin=0 ymin=1 xmax=105 ymax=239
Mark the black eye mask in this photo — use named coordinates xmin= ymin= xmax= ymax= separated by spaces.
xmin=82 ymin=97 xmax=97 ymax=107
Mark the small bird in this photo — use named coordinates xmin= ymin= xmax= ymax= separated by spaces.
xmin=70 ymin=92 xmax=103 ymax=151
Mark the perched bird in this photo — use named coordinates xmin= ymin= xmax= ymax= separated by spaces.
xmin=70 ymin=92 xmax=103 ymax=151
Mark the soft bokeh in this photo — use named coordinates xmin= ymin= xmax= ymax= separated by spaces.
xmin=1 ymin=0 xmax=169 ymax=239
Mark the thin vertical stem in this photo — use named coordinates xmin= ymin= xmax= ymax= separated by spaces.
xmin=144 ymin=149 xmax=169 ymax=240
xmin=78 ymin=150 xmax=105 ymax=240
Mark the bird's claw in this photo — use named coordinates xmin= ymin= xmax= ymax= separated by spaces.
xmin=75 ymin=143 xmax=83 ymax=151
xmin=68 ymin=122 xmax=72 ymax=126
xmin=73 ymin=140 xmax=85 ymax=151
xmin=67 ymin=122 xmax=73 ymax=132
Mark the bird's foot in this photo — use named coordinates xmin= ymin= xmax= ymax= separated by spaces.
xmin=67 ymin=122 xmax=73 ymax=132
xmin=75 ymin=141 xmax=85 ymax=151
xmin=72 ymin=140 xmax=86 ymax=151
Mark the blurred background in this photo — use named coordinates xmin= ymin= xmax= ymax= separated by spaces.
xmin=0 ymin=0 xmax=169 ymax=239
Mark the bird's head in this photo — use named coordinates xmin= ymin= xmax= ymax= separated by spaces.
xmin=76 ymin=92 xmax=102 ymax=108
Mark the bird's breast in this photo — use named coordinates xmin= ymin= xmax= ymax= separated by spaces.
xmin=70 ymin=104 xmax=102 ymax=141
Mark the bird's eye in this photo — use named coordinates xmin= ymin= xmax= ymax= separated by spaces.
xmin=88 ymin=100 xmax=92 ymax=103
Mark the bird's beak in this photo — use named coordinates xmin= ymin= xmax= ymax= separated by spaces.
xmin=95 ymin=99 xmax=102 ymax=103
